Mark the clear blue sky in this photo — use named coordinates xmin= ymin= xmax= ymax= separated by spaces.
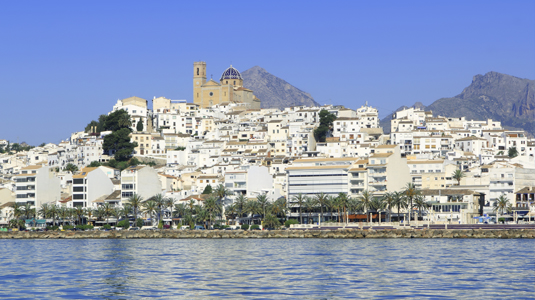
xmin=1 ymin=0 xmax=534 ymax=145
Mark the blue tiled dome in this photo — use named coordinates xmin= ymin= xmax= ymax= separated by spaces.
xmin=220 ymin=65 xmax=243 ymax=81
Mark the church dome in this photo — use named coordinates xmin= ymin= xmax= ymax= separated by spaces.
xmin=220 ymin=65 xmax=243 ymax=81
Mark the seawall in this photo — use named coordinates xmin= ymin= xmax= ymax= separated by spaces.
xmin=1 ymin=229 xmax=535 ymax=239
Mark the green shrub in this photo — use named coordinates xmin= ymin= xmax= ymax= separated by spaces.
xmin=284 ymin=219 xmax=299 ymax=228
xmin=498 ymin=217 xmax=505 ymax=223
xmin=250 ymin=224 xmax=260 ymax=230
xmin=102 ymin=224 xmax=112 ymax=230
xmin=117 ymin=220 xmax=130 ymax=229
xmin=46 ymin=225 xmax=59 ymax=231
xmin=241 ymin=224 xmax=250 ymax=230
xmin=75 ymin=224 xmax=94 ymax=231
xmin=158 ymin=221 xmax=164 ymax=229
xmin=63 ymin=225 xmax=74 ymax=230
xmin=136 ymin=218 xmax=144 ymax=227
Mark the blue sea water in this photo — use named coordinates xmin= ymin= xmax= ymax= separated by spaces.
xmin=0 ymin=238 xmax=533 ymax=299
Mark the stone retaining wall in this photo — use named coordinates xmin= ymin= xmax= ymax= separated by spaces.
xmin=1 ymin=229 xmax=535 ymax=239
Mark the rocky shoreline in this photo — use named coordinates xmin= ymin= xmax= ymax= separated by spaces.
xmin=1 ymin=229 xmax=535 ymax=239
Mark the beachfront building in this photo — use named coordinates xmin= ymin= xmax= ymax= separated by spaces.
xmin=72 ymin=167 xmax=114 ymax=208
xmin=421 ymin=189 xmax=482 ymax=224
xmin=14 ymin=165 xmax=60 ymax=209
xmin=120 ymin=166 xmax=162 ymax=203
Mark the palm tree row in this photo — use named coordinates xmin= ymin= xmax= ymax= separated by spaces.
xmin=222 ymin=194 xmax=287 ymax=228
xmin=289 ymin=184 xmax=431 ymax=224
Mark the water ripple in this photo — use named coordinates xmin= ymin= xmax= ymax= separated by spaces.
xmin=0 ymin=239 xmax=534 ymax=299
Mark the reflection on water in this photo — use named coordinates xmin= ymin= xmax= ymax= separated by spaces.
xmin=0 ymin=239 xmax=534 ymax=299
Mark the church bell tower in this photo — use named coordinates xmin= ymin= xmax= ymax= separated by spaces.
xmin=193 ymin=62 xmax=206 ymax=105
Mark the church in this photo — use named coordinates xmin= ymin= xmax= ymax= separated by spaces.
xmin=193 ymin=62 xmax=261 ymax=109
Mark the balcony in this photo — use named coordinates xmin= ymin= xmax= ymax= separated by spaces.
xmin=369 ymin=181 xmax=387 ymax=185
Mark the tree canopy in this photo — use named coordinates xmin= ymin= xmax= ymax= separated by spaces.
xmin=508 ymin=147 xmax=518 ymax=158
xmin=314 ymin=109 xmax=337 ymax=142
xmin=103 ymin=128 xmax=137 ymax=161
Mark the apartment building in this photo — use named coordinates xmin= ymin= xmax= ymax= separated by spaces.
xmin=14 ymin=165 xmax=60 ymax=208
xmin=120 ymin=165 xmax=162 ymax=202
xmin=72 ymin=167 xmax=114 ymax=208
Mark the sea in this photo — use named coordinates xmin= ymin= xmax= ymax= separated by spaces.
xmin=0 ymin=238 xmax=533 ymax=299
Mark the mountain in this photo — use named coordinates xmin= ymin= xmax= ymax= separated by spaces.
xmin=242 ymin=66 xmax=320 ymax=109
xmin=381 ymin=72 xmax=535 ymax=135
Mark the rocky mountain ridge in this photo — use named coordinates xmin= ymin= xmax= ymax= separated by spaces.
xmin=242 ymin=66 xmax=320 ymax=109
xmin=381 ymin=72 xmax=535 ymax=136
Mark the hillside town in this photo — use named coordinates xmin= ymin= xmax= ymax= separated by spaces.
xmin=1 ymin=62 xmax=535 ymax=230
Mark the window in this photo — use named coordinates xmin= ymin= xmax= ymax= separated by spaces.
xmin=122 ymin=192 xmax=133 ymax=198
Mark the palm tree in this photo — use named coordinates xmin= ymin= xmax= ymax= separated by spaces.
xmin=224 ymin=203 xmax=238 ymax=222
xmin=11 ymin=203 xmax=24 ymax=229
xmin=304 ymin=197 xmax=317 ymax=224
xmin=204 ymin=195 xmax=222 ymax=228
xmin=165 ymin=197 xmax=176 ymax=225
xmin=213 ymin=184 xmax=232 ymax=207
xmin=371 ymin=197 xmax=386 ymax=222
xmin=452 ymin=169 xmax=465 ymax=186
xmin=493 ymin=194 xmax=510 ymax=216
xmin=245 ymin=199 xmax=261 ymax=224
xmin=347 ymin=197 xmax=359 ymax=222
xmin=85 ymin=207 xmax=94 ymax=225
xmin=38 ymin=203 xmax=49 ymax=220
xmin=271 ymin=197 xmax=287 ymax=221
xmin=127 ymin=194 xmax=143 ymax=221
xmin=187 ymin=199 xmax=196 ymax=216
xmin=64 ymin=163 xmax=78 ymax=174
xmin=143 ymin=200 xmax=157 ymax=226
xmin=195 ymin=206 xmax=209 ymax=227
xmin=151 ymin=193 xmax=166 ymax=225
xmin=58 ymin=206 xmax=69 ymax=227
xmin=120 ymin=204 xmax=131 ymax=225
xmin=110 ymin=207 xmax=121 ymax=226
xmin=508 ymin=147 xmax=518 ymax=158
xmin=23 ymin=202 xmax=34 ymax=220
xmin=314 ymin=193 xmax=329 ymax=225
xmin=234 ymin=194 xmax=247 ymax=218
xmin=337 ymin=193 xmax=350 ymax=223
xmin=292 ymin=193 xmax=307 ymax=224
xmin=403 ymin=183 xmax=420 ymax=225
xmin=49 ymin=205 xmax=58 ymax=227
xmin=381 ymin=192 xmax=395 ymax=222
xmin=74 ymin=207 xmax=85 ymax=225
xmin=103 ymin=203 xmax=113 ymax=225
xmin=414 ymin=196 xmax=430 ymax=219
xmin=174 ymin=203 xmax=188 ymax=224
xmin=118 ymin=113 xmax=132 ymax=129
xmin=356 ymin=190 xmax=373 ymax=223
xmin=256 ymin=194 xmax=269 ymax=221
xmin=263 ymin=213 xmax=281 ymax=229
xmin=325 ymin=195 xmax=337 ymax=222
xmin=94 ymin=206 xmax=105 ymax=225
xmin=392 ymin=191 xmax=407 ymax=223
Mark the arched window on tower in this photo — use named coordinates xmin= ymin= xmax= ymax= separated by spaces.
xmin=234 ymin=81 xmax=236 ymax=85
xmin=197 ymin=68 xmax=199 ymax=76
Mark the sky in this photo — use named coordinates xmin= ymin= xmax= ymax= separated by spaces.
xmin=1 ymin=0 xmax=534 ymax=145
